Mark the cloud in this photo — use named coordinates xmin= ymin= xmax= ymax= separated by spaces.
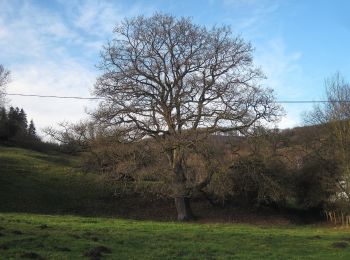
xmin=0 ymin=0 xmax=97 ymax=136
xmin=0 ymin=1 xmax=81 ymax=62
xmin=256 ymin=38 xmax=302 ymax=94
xmin=222 ymin=0 xmax=280 ymax=31
xmin=59 ymin=0 xmax=153 ymax=37
xmin=71 ymin=0 xmax=121 ymax=35
xmin=0 ymin=0 xmax=158 ymax=137
xmin=8 ymin=60 xmax=97 ymax=133
xmin=254 ymin=38 xmax=304 ymax=128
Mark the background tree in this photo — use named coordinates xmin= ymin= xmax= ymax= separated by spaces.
xmin=304 ymin=73 xmax=350 ymax=207
xmin=94 ymin=14 xmax=281 ymax=220
xmin=44 ymin=121 xmax=97 ymax=154
xmin=0 ymin=64 xmax=10 ymax=107
xmin=0 ymin=106 xmax=41 ymax=147
xmin=0 ymin=107 xmax=9 ymax=141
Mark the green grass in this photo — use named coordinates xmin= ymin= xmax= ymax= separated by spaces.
xmin=0 ymin=146 xmax=112 ymax=215
xmin=1 ymin=213 xmax=350 ymax=259
xmin=2 ymin=146 xmax=350 ymax=259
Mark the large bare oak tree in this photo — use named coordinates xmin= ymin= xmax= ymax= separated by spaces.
xmin=94 ymin=14 xmax=280 ymax=221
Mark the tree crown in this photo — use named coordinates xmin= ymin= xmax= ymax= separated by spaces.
xmin=94 ymin=14 xmax=280 ymax=141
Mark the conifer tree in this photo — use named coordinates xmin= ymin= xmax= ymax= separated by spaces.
xmin=0 ymin=107 xmax=8 ymax=141
xmin=28 ymin=120 xmax=37 ymax=137
xmin=19 ymin=108 xmax=28 ymax=130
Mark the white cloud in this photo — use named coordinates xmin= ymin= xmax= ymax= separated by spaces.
xmin=221 ymin=0 xmax=280 ymax=33
xmin=254 ymin=38 xmax=305 ymax=128
xmin=0 ymin=0 xmax=156 ymax=137
xmin=72 ymin=0 xmax=120 ymax=35
xmin=8 ymin=60 xmax=97 ymax=135
xmin=60 ymin=0 xmax=152 ymax=37
xmin=0 ymin=1 xmax=80 ymax=61
xmin=278 ymin=110 xmax=301 ymax=129
xmin=0 ymin=1 xmax=97 ymax=136
xmin=256 ymin=38 xmax=302 ymax=94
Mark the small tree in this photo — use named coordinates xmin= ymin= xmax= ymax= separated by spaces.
xmin=94 ymin=14 xmax=281 ymax=220
xmin=0 ymin=65 xmax=10 ymax=107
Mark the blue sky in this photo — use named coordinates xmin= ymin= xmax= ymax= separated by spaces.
xmin=1 ymin=0 xmax=350 ymax=132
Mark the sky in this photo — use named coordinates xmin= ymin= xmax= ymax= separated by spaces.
xmin=1 ymin=0 xmax=350 ymax=135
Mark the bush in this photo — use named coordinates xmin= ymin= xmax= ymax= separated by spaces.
xmin=205 ymin=155 xmax=290 ymax=208
xmin=294 ymin=154 xmax=340 ymax=210
xmin=228 ymin=156 xmax=289 ymax=206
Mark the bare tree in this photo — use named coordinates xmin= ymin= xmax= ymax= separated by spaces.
xmin=94 ymin=14 xmax=281 ymax=220
xmin=0 ymin=65 xmax=10 ymax=107
xmin=305 ymin=73 xmax=350 ymax=202
xmin=43 ymin=121 xmax=97 ymax=153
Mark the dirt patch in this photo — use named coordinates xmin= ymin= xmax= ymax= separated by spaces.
xmin=20 ymin=252 xmax=45 ymax=259
xmin=83 ymin=245 xmax=112 ymax=259
xmin=332 ymin=242 xmax=348 ymax=249
xmin=0 ymin=244 xmax=9 ymax=250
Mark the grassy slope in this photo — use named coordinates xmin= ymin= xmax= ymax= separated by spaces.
xmin=0 ymin=146 xmax=112 ymax=215
xmin=1 ymin=146 xmax=350 ymax=259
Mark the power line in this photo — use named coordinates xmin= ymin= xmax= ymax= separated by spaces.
xmin=5 ymin=93 xmax=102 ymax=100
xmin=4 ymin=92 xmax=350 ymax=104
xmin=276 ymin=100 xmax=349 ymax=104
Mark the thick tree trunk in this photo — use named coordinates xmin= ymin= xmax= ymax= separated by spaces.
xmin=175 ymin=196 xmax=194 ymax=221
xmin=170 ymin=148 xmax=195 ymax=221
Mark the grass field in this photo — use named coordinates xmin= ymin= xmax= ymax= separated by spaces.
xmin=1 ymin=213 xmax=350 ymax=259
xmin=2 ymin=146 xmax=350 ymax=259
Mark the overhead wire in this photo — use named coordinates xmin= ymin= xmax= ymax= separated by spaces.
xmin=3 ymin=92 xmax=350 ymax=104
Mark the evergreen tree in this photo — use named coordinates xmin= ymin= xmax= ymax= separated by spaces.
xmin=7 ymin=106 xmax=18 ymax=138
xmin=19 ymin=108 xmax=28 ymax=130
xmin=7 ymin=106 xmax=29 ymax=139
xmin=0 ymin=107 xmax=8 ymax=141
xmin=0 ymin=106 xmax=42 ymax=147
xmin=28 ymin=120 xmax=36 ymax=137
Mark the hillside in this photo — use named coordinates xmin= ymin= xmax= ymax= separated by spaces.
xmin=0 ymin=144 xmax=328 ymax=223
xmin=2 ymin=146 xmax=350 ymax=259
xmin=0 ymin=146 xmax=178 ymax=220
xmin=0 ymin=146 xmax=111 ymax=215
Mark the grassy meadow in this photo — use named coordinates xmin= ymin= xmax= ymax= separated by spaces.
xmin=1 ymin=213 xmax=350 ymax=259
xmin=1 ymin=146 xmax=350 ymax=259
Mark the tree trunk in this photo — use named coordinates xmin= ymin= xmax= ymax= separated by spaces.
xmin=171 ymin=147 xmax=195 ymax=221
xmin=175 ymin=196 xmax=194 ymax=221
